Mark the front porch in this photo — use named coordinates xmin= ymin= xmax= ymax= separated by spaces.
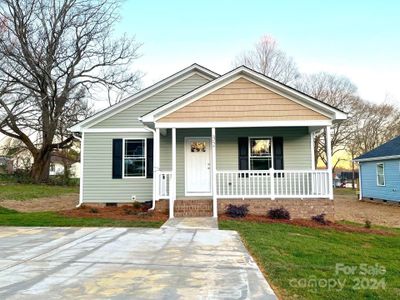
xmin=152 ymin=126 xmax=333 ymax=218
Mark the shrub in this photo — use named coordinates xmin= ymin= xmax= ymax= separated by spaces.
xmin=89 ymin=207 xmax=99 ymax=213
xmin=225 ymin=204 xmax=249 ymax=218
xmin=123 ymin=206 xmax=137 ymax=215
xmin=311 ymin=213 xmax=328 ymax=225
xmin=132 ymin=201 xmax=142 ymax=209
xmin=267 ymin=207 xmax=290 ymax=220
xmin=364 ymin=219 xmax=372 ymax=229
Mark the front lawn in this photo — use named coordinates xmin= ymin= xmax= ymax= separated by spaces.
xmin=0 ymin=183 xmax=78 ymax=201
xmin=220 ymin=220 xmax=400 ymax=300
xmin=0 ymin=206 xmax=162 ymax=228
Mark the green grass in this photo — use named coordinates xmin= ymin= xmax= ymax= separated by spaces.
xmin=220 ymin=220 xmax=400 ymax=300
xmin=0 ymin=183 xmax=78 ymax=201
xmin=0 ymin=206 xmax=162 ymax=227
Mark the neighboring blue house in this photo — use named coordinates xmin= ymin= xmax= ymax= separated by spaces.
xmin=355 ymin=136 xmax=400 ymax=202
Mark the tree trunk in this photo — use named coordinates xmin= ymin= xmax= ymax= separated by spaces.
xmin=30 ymin=150 xmax=52 ymax=183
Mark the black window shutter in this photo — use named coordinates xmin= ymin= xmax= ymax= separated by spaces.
xmin=273 ymin=137 xmax=284 ymax=170
xmin=112 ymin=139 xmax=123 ymax=179
xmin=238 ymin=137 xmax=249 ymax=170
xmin=146 ymin=138 xmax=154 ymax=178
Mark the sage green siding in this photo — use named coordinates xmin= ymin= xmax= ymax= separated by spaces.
xmin=83 ymin=132 xmax=153 ymax=203
xmin=160 ymin=127 xmax=312 ymax=198
xmin=92 ymin=74 xmax=209 ymax=128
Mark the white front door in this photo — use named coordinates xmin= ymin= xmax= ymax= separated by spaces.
xmin=185 ymin=137 xmax=212 ymax=195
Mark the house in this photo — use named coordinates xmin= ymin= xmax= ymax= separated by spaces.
xmin=0 ymin=137 xmax=80 ymax=178
xmin=354 ymin=136 xmax=400 ymax=202
xmin=69 ymin=64 xmax=347 ymax=218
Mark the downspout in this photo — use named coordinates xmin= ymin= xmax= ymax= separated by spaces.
xmin=72 ymin=132 xmax=83 ymax=208
xmin=143 ymin=124 xmax=157 ymax=211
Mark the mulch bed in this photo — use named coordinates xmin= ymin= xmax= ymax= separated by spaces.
xmin=60 ymin=204 xmax=168 ymax=222
xmin=219 ymin=214 xmax=396 ymax=236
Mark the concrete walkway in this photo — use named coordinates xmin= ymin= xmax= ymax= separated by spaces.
xmin=162 ymin=217 xmax=218 ymax=230
xmin=0 ymin=227 xmax=276 ymax=299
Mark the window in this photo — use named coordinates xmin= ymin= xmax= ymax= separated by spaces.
xmin=50 ymin=163 xmax=55 ymax=172
xmin=249 ymin=137 xmax=272 ymax=170
xmin=376 ymin=163 xmax=385 ymax=186
xmin=124 ymin=139 xmax=146 ymax=177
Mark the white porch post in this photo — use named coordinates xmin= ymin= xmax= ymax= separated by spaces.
xmin=170 ymin=128 xmax=176 ymax=218
xmin=211 ymin=127 xmax=217 ymax=218
xmin=325 ymin=126 xmax=334 ymax=200
xmin=310 ymin=131 xmax=315 ymax=170
xmin=153 ymin=128 xmax=160 ymax=202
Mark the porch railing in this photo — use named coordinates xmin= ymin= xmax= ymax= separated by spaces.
xmin=157 ymin=169 xmax=331 ymax=200
xmin=158 ymin=171 xmax=173 ymax=199
xmin=216 ymin=169 xmax=330 ymax=198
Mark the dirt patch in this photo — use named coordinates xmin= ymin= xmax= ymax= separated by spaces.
xmin=0 ymin=194 xmax=79 ymax=212
xmin=60 ymin=204 xmax=168 ymax=222
xmin=219 ymin=214 xmax=396 ymax=236
xmin=334 ymin=193 xmax=400 ymax=228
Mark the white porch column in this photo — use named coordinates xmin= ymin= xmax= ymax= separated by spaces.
xmin=325 ymin=126 xmax=334 ymax=200
xmin=211 ymin=127 xmax=217 ymax=218
xmin=153 ymin=128 xmax=160 ymax=202
xmin=170 ymin=128 xmax=176 ymax=218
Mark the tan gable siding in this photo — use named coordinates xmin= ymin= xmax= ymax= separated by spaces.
xmin=159 ymin=78 xmax=329 ymax=122
xmin=92 ymin=74 xmax=210 ymax=128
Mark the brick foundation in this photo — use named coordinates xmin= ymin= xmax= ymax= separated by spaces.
xmin=218 ymin=199 xmax=335 ymax=221
xmin=154 ymin=198 xmax=334 ymax=220
xmin=173 ymin=200 xmax=213 ymax=217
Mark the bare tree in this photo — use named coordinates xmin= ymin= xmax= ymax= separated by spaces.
xmin=296 ymin=72 xmax=360 ymax=171
xmin=234 ymin=35 xmax=299 ymax=85
xmin=347 ymin=100 xmax=400 ymax=155
xmin=0 ymin=0 xmax=141 ymax=182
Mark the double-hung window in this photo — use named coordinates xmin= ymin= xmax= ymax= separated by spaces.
xmin=249 ymin=137 xmax=273 ymax=170
xmin=376 ymin=163 xmax=385 ymax=186
xmin=124 ymin=139 xmax=146 ymax=177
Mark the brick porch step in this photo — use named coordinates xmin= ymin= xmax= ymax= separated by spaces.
xmin=174 ymin=199 xmax=213 ymax=217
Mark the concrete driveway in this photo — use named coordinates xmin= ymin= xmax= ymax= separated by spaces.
xmin=0 ymin=226 xmax=276 ymax=299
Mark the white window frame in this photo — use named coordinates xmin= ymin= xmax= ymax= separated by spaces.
xmin=376 ymin=162 xmax=385 ymax=187
xmin=122 ymin=138 xmax=147 ymax=179
xmin=248 ymin=137 xmax=274 ymax=170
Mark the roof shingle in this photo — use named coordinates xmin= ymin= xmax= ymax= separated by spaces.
xmin=355 ymin=136 xmax=400 ymax=161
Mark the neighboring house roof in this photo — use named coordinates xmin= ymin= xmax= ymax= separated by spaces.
xmin=140 ymin=65 xmax=347 ymax=124
xmin=354 ymin=136 xmax=400 ymax=162
xmin=69 ymin=64 xmax=219 ymax=131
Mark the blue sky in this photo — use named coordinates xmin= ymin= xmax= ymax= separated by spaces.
xmin=116 ymin=0 xmax=400 ymax=104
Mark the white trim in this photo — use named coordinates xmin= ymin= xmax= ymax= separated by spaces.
xmin=79 ymin=132 xmax=84 ymax=205
xmin=358 ymin=163 xmax=363 ymax=200
xmin=153 ymin=128 xmax=160 ymax=202
xmin=248 ymin=137 xmax=274 ymax=170
xmin=69 ymin=64 xmax=219 ymax=131
xmin=82 ymin=128 xmax=150 ymax=133
xmin=156 ymin=120 xmax=332 ymax=129
xmin=142 ymin=67 xmax=347 ymax=123
xmin=211 ymin=128 xmax=217 ymax=217
xmin=170 ymin=128 xmax=176 ymax=218
xmin=376 ymin=162 xmax=385 ymax=187
xmin=325 ymin=126 xmax=333 ymax=200
xmin=184 ymin=136 xmax=212 ymax=196
xmin=354 ymin=155 xmax=400 ymax=162
xmin=122 ymin=138 xmax=147 ymax=179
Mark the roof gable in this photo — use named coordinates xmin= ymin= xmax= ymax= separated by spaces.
xmin=141 ymin=66 xmax=347 ymax=123
xmin=69 ymin=64 xmax=219 ymax=131
xmin=159 ymin=77 xmax=329 ymax=122
xmin=355 ymin=136 xmax=400 ymax=161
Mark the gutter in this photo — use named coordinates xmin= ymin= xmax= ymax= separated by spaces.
xmin=143 ymin=124 xmax=157 ymax=211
